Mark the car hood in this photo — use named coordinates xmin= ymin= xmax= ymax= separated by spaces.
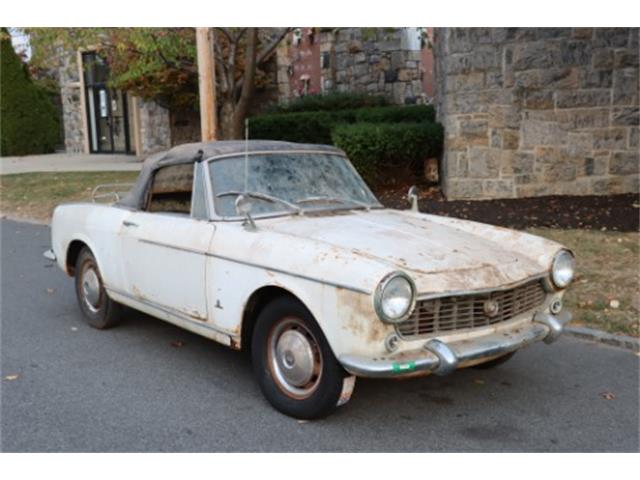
xmin=258 ymin=209 xmax=561 ymax=294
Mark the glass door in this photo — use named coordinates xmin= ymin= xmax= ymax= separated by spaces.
xmin=83 ymin=52 xmax=131 ymax=154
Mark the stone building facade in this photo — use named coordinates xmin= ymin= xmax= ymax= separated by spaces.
xmin=57 ymin=49 xmax=172 ymax=156
xmin=277 ymin=28 xmax=435 ymax=105
xmin=434 ymin=27 xmax=639 ymax=199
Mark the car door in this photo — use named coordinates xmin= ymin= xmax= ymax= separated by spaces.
xmin=119 ymin=162 xmax=215 ymax=322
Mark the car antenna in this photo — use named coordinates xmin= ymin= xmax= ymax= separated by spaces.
xmin=244 ymin=118 xmax=249 ymax=193
xmin=236 ymin=117 xmax=257 ymax=231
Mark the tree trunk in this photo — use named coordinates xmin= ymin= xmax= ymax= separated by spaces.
xmin=214 ymin=28 xmax=262 ymax=140
xmin=218 ymin=100 xmax=236 ymax=139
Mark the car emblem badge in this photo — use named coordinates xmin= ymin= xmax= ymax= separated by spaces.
xmin=483 ymin=299 xmax=499 ymax=318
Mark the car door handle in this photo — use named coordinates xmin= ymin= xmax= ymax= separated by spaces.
xmin=122 ymin=220 xmax=139 ymax=228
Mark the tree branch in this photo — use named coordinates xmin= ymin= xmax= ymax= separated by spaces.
xmin=232 ymin=27 xmax=292 ymax=94
xmin=234 ymin=27 xmax=257 ymax=115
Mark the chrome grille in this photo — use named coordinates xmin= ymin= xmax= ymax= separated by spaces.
xmin=396 ymin=280 xmax=546 ymax=339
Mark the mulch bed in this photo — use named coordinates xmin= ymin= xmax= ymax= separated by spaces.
xmin=375 ymin=186 xmax=639 ymax=232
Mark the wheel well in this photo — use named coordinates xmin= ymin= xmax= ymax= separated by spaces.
xmin=66 ymin=240 xmax=89 ymax=276
xmin=241 ymin=286 xmax=301 ymax=351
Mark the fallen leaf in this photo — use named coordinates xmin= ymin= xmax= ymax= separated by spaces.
xmin=601 ymin=391 xmax=616 ymax=400
xmin=171 ymin=341 xmax=185 ymax=348
xmin=473 ymin=379 xmax=485 ymax=385
xmin=4 ymin=374 xmax=19 ymax=381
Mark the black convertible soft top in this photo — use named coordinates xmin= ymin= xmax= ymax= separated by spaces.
xmin=117 ymin=140 xmax=344 ymax=210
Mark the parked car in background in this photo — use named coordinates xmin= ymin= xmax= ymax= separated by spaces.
xmin=45 ymin=140 xmax=575 ymax=419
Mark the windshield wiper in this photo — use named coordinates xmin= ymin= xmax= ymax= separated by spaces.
xmin=295 ymin=195 xmax=371 ymax=211
xmin=217 ymin=191 xmax=302 ymax=214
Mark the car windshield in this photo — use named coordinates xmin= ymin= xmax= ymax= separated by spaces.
xmin=208 ymin=152 xmax=381 ymax=217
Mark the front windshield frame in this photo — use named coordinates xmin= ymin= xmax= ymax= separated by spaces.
xmin=204 ymin=150 xmax=383 ymax=221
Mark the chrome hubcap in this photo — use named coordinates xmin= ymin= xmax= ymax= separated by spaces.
xmin=269 ymin=318 xmax=322 ymax=399
xmin=82 ymin=266 xmax=101 ymax=312
xmin=276 ymin=330 xmax=315 ymax=387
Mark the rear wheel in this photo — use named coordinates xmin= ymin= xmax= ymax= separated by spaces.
xmin=472 ymin=351 xmax=516 ymax=369
xmin=251 ymin=296 xmax=353 ymax=419
xmin=74 ymin=247 xmax=122 ymax=329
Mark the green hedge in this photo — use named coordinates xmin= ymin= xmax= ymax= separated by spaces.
xmin=0 ymin=29 xmax=59 ymax=156
xmin=268 ymin=92 xmax=388 ymax=114
xmin=355 ymin=105 xmax=435 ymax=124
xmin=331 ymin=122 xmax=444 ymax=184
xmin=250 ymin=110 xmax=357 ymax=144
xmin=250 ymin=105 xmax=436 ymax=145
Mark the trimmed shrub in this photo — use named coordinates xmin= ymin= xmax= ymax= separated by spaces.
xmin=331 ymin=122 xmax=444 ymax=184
xmin=268 ymin=92 xmax=388 ymax=114
xmin=355 ymin=104 xmax=436 ymax=124
xmin=0 ymin=29 xmax=59 ymax=156
xmin=250 ymin=105 xmax=437 ymax=144
xmin=250 ymin=110 xmax=357 ymax=144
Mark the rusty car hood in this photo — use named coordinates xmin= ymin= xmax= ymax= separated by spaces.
xmin=259 ymin=209 xmax=561 ymax=294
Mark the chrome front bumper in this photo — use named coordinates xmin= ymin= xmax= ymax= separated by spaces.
xmin=339 ymin=310 xmax=571 ymax=378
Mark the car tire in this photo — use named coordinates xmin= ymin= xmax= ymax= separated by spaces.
xmin=74 ymin=247 xmax=122 ymax=329
xmin=472 ymin=351 xmax=516 ymax=369
xmin=251 ymin=296 xmax=351 ymax=419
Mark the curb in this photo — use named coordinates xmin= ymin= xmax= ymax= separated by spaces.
xmin=564 ymin=326 xmax=639 ymax=352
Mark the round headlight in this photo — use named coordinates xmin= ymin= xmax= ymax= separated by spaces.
xmin=551 ymin=250 xmax=575 ymax=288
xmin=375 ymin=272 xmax=416 ymax=323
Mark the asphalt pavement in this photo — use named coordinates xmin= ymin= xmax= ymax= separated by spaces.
xmin=1 ymin=219 xmax=638 ymax=452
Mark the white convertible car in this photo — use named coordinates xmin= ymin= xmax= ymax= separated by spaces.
xmin=46 ymin=140 xmax=575 ymax=419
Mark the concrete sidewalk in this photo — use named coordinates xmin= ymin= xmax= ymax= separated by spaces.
xmin=0 ymin=153 xmax=144 ymax=175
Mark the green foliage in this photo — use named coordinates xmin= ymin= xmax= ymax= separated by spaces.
xmin=331 ymin=122 xmax=444 ymax=184
xmin=26 ymin=28 xmax=198 ymax=108
xmin=268 ymin=92 xmax=388 ymax=114
xmin=250 ymin=110 xmax=357 ymax=144
xmin=355 ymin=105 xmax=435 ymax=124
xmin=0 ymin=29 xmax=59 ymax=156
xmin=250 ymin=104 xmax=438 ymax=145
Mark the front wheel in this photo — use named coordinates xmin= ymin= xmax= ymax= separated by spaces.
xmin=251 ymin=296 xmax=354 ymax=419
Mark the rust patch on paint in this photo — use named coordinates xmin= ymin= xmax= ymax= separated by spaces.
xmin=336 ymin=287 xmax=389 ymax=346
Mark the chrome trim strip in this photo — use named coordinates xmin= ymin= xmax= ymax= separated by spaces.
xmin=135 ymin=239 xmax=371 ymax=295
xmin=138 ymin=238 xmax=206 ymax=255
xmin=415 ymin=273 xmax=548 ymax=301
xmin=105 ymin=286 xmax=237 ymax=338
xmin=202 ymin=149 xmax=348 ymax=163
xmin=206 ymin=252 xmax=372 ymax=295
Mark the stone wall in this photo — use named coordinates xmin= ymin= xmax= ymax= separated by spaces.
xmin=56 ymin=49 xmax=174 ymax=155
xmin=58 ymin=52 xmax=85 ymax=153
xmin=277 ymin=28 xmax=428 ymax=105
xmin=435 ymin=28 xmax=639 ymax=199
xmin=138 ymin=99 xmax=171 ymax=154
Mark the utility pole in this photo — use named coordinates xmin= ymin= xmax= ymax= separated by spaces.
xmin=196 ymin=27 xmax=217 ymax=141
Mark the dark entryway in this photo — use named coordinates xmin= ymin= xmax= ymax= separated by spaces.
xmin=82 ymin=52 xmax=131 ymax=154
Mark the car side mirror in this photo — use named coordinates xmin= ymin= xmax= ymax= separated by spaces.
xmin=235 ymin=195 xmax=256 ymax=230
xmin=407 ymin=186 xmax=419 ymax=212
